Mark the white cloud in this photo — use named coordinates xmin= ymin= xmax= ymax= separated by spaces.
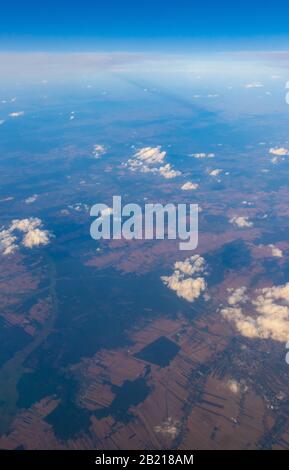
xmin=0 ymin=217 xmax=52 ymax=255
xmin=227 ymin=286 xmax=248 ymax=306
xmin=221 ymin=283 xmax=289 ymax=342
xmin=68 ymin=202 xmax=89 ymax=212
xmin=126 ymin=146 xmax=181 ymax=180
xmin=181 ymin=181 xmax=199 ymax=190
xmin=93 ymin=144 xmax=106 ymax=158
xmin=209 ymin=168 xmax=222 ymax=177
xmin=134 ymin=146 xmax=166 ymax=165
xmin=229 ymin=216 xmax=253 ymax=228
xmin=189 ymin=152 xmax=215 ymax=159
xmin=25 ymin=194 xmax=38 ymax=204
xmin=155 ymin=418 xmax=180 ymax=439
xmin=161 ymin=255 xmax=207 ymax=302
xmin=271 ymin=156 xmax=279 ymax=164
xmin=227 ymin=379 xmax=240 ymax=394
xmin=10 ymin=217 xmax=42 ymax=233
xmin=174 ymin=255 xmax=206 ymax=276
xmin=244 ymin=82 xmax=263 ymax=88
xmin=162 ymin=276 xmax=206 ymax=302
xmin=0 ymin=229 xmax=18 ymax=255
xmin=158 ymin=164 xmax=181 ymax=179
xmin=269 ymin=147 xmax=289 ymax=156
xmin=9 ymin=111 xmax=24 ymax=117
xmin=269 ymin=244 xmax=283 ymax=258
xmin=227 ymin=378 xmax=248 ymax=394
xmin=22 ymin=228 xmax=50 ymax=248
xmin=0 ymin=196 xmax=13 ymax=202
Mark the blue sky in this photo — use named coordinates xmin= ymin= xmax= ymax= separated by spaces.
xmin=1 ymin=1 xmax=289 ymax=51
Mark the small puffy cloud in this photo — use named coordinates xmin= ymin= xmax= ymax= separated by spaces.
xmin=189 ymin=152 xmax=215 ymax=159
xmin=22 ymin=228 xmax=50 ymax=248
xmin=244 ymin=82 xmax=263 ymax=88
xmin=9 ymin=111 xmax=24 ymax=117
xmin=227 ymin=379 xmax=240 ymax=394
xmin=269 ymin=147 xmax=289 ymax=156
xmin=221 ymin=283 xmax=289 ymax=342
xmin=10 ymin=217 xmax=42 ymax=233
xmin=93 ymin=144 xmax=106 ymax=158
xmin=68 ymin=202 xmax=89 ymax=212
xmin=0 ymin=229 xmax=18 ymax=255
xmin=227 ymin=286 xmax=248 ymax=306
xmin=0 ymin=217 xmax=52 ymax=255
xmin=269 ymin=244 xmax=283 ymax=258
xmin=134 ymin=146 xmax=166 ymax=165
xmin=209 ymin=168 xmax=222 ymax=177
xmin=174 ymin=255 xmax=206 ymax=276
xmin=158 ymin=164 xmax=181 ymax=179
xmin=155 ymin=418 xmax=181 ymax=439
xmin=229 ymin=216 xmax=253 ymax=228
xmin=161 ymin=255 xmax=207 ymax=303
xmin=221 ymin=306 xmax=249 ymax=331
xmin=181 ymin=181 xmax=199 ymax=190
xmin=227 ymin=379 xmax=248 ymax=395
xmin=25 ymin=194 xmax=38 ymax=204
xmin=126 ymin=146 xmax=181 ymax=180
xmin=0 ymin=196 xmax=13 ymax=202
xmin=0 ymin=120 xmax=5 ymax=125
xmin=271 ymin=156 xmax=279 ymax=164
xmin=163 ymin=276 xmax=206 ymax=303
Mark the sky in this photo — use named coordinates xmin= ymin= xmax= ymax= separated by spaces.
xmin=1 ymin=0 xmax=289 ymax=51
